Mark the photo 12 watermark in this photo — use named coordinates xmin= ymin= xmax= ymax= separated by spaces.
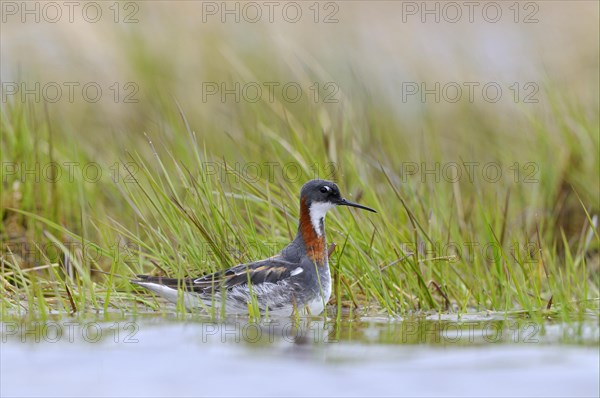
xmin=196 ymin=320 xmax=336 ymax=343
xmin=200 ymin=1 xmax=340 ymax=24
xmin=197 ymin=160 xmax=338 ymax=183
xmin=1 ymin=82 xmax=140 ymax=104
xmin=1 ymin=161 xmax=139 ymax=184
xmin=399 ymin=161 xmax=539 ymax=184
xmin=1 ymin=321 xmax=139 ymax=344
xmin=400 ymin=1 xmax=540 ymax=24
xmin=395 ymin=239 xmax=542 ymax=264
xmin=201 ymin=81 xmax=339 ymax=104
xmin=400 ymin=82 xmax=540 ymax=104
xmin=1 ymin=1 xmax=140 ymax=24
xmin=399 ymin=321 xmax=541 ymax=344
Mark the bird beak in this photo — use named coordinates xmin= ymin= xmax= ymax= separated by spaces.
xmin=338 ymin=198 xmax=377 ymax=213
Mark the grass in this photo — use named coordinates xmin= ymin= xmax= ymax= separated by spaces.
xmin=1 ymin=27 xmax=599 ymax=323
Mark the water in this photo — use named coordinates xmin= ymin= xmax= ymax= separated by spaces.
xmin=2 ymin=314 xmax=599 ymax=397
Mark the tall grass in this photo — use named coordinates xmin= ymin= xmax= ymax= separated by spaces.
xmin=1 ymin=85 xmax=598 ymax=321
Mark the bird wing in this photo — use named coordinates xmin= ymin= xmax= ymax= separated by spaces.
xmin=193 ymin=257 xmax=297 ymax=293
xmin=134 ymin=256 xmax=298 ymax=294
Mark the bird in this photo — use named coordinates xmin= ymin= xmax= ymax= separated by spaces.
xmin=132 ymin=179 xmax=376 ymax=316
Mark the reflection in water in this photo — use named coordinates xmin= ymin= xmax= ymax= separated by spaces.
xmin=1 ymin=314 xmax=598 ymax=346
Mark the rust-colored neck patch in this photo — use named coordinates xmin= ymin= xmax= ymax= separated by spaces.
xmin=299 ymin=197 xmax=326 ymax=265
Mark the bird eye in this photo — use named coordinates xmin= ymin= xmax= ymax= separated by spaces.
xmin=320 ymin=186 xmax=331 ymax=193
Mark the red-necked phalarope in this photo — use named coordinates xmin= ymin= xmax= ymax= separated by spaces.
xmin=132 ymin=179 xmax=376 ymax=316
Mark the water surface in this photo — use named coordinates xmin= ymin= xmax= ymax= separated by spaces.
xmin=2 ymin=314 xmax=598 ymax=397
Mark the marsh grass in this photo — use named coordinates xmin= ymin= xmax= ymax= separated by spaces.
xmin=1 ymin=85 xmax=598 ymax=324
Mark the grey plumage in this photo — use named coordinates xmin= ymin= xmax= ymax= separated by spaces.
xmin=132 ymin=179 xmax=375 ymax=316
